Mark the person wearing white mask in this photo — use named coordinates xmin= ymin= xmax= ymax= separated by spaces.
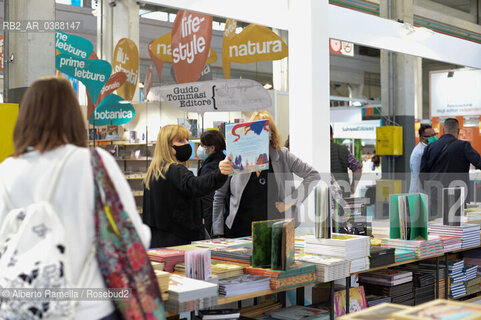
xmin=197 ymin=130 xmax=226 ymax=236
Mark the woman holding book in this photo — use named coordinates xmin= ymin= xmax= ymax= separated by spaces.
xmin=142 ymin=125 xmax=233 ymax=247
xmin=212 ymin=111 xmax=321 ymax=238
xmin=197 ymin=130 xmax=227 ymax=236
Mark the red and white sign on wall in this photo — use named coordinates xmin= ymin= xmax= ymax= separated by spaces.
xmin=171 ymin=10 xmax=213 ymax=84
xmin=329 ymin=39 xmax=354 ymax=57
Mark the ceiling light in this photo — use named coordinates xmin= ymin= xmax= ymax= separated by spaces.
xmin=264 ymin=83 xmax=272 ymax=90
xmin=352 ymin=101 xmax=362 ymax=107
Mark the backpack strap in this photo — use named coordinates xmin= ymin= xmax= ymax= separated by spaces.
xmin=45 ymin=147 xmax=77 ymax=202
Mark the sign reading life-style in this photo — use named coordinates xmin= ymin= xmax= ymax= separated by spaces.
xmin=112 ymin=38 xmax=139 ymax=101
xmin=56 ymin=53 xmax=111 ymax=104
xmin=171 ymin=10 xmax=213 ymax=83
xmin=148 ymin=79 xmax=271 ymax=113
xmin=55 ymin=30 xmax=93 ymax=59
xmin=89 ymin=94 xmax=135 ymax=126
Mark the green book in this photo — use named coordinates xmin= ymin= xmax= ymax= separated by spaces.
xmin=389 ymin=193 xmax=428 ymax=240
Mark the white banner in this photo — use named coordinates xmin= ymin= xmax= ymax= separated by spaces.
xmin=431 ymin=69 xmax=481 ymax=117
xmin=333 ymin=120 xmax=381 ymax=139
xmin=148 ymin=79 xmax=272 ymax=113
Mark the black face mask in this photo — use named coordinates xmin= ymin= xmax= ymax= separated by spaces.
xmin=173 ymin=143 xmax=192 ymax=162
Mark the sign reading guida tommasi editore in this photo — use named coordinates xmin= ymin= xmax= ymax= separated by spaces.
xmin=112 ymin=38 xmax=139 ymax=101
xmin=89 ymin=93 xmax=135 ymax=126
xmin=171 ymin=10 xmax=213 ymax=83
xmin=148 ymin=79 xmax=271 ymax=113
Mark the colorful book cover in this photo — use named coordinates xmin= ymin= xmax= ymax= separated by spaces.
xmin=269 ymin=273 xmax=316 ymax=290
xmin=334 ymin=286 xmax=368 ymax=316
xmin=338 ymin=303 xmax=407 ymax=319
xmin=192 ymin=237 xmax=252 ymax=248
xmin=252 ymin=220 xmax=277 ymax=268
xmin=390 ymin=299 xmax=481 ymax=320
xmin=244 ymin=262 xmax=316 ymax=279
xmin=225 ymin=120 xmax=269 ymax=175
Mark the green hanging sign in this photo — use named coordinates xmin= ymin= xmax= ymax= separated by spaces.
xmin=55 ymin=30 xmax=93 ymax=59
xmin=89 ymin=94 xmax=135 ymax=126
xmin=56 ymin=53 xmax=111 ymax=104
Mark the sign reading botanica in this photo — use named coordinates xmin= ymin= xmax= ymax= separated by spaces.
xmin=171 ymin=10 xmax=213 ymax=83
xmin=148 ymin=79 xmax=271 ymax=113
xmin=89 ymin=94 xmax=135 ymax=125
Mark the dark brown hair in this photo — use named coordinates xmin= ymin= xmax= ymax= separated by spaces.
xmin=200 ymin=130 xmax=226 ymax=153
xmin=13 ymin=76 xmax=87 ymax=156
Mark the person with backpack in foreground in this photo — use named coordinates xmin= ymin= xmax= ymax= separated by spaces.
xmin=0 ymin=77 xmax=163 ymax=320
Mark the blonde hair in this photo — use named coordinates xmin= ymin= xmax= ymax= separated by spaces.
xmin=249 ymin=110 xmax=281 ymax=150
xmin=145 ymin=125 xmax=190 ymax=189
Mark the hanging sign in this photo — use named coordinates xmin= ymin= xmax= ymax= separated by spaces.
xmin=87 ymin=71 xmax=127 ymax=120
xmin=56 ymin=53 xmax=111 ymax=105
xmin=222 ymin=19 xmax=237 ymax=79
xmin=329 ymin=39 xmax=354 ymax=56
xmin=148 ymin=79 xmax=271 ymax=113
xmin=148 ymin=40 xmax=165 ymax=79
xmin=224 ymin=24 xmax=288 ymax=64
xmin=112 ymin=38 xmax=139 ymax=101
xmin=89 ymin=94 xmax=135 ymax=126
xmin=55 ymin=30 xmax=93 ymax=59
xmin=150 ymin=32 xmax=217 ymax=64
xmin=143 ymin=65 xmax=153 ymax=99
xmin=171 ymin=10 xmax=213 ymax=83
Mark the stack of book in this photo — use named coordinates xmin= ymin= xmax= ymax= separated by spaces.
xmin=192 ymin=237 xmax=252 ymax=249
xmin=211 ymin=247 xmax=252 ymax=265
xmin=197 ymin=309 xmax=240 ymax=320
xmin=465 ymin=263 xmax=478 ymax=281
xmin=151 ymin=261 xmax=165 ymax=271
xmin=166 ymin=274 xmax=218 ymax=313
xmin=369 ymin=247 xmax=395 ymax=268
xmin=295 ymin=254 xmax=350 ymax=282
xmin=437 ymin=235 xmax=463 ymax=252
xmin=380 ymin=236 xmax=444 ymax=259
xmin=411 ymin=272 xmax=435 ymax=305
xmin=448 ymin=260 xmax=467 ymax=299
xmin=266 ymin=306 xmax=330 ymax=320
xmin=429 ymin=223 xmax=481 ymax=249
xmin=218 ymin=274 xmax=270 ymax=297
xmin=147 ymin=248 xmax=185 ymax=272
xmin=366 ymin=295 xmax=392 ymax=307
xmin=154 ymin=270 xmax=170 ymax=301
xmin=465 ymin=275 xmax=481 ymax=296
xmin=359 ymin=270 xmax=414 ymax=305
xmin=394 ymin=249 xmax=416 ymax=262
xmin=175 ymin=260 xmax=245 ymax=280
xmin=304 ymin=234 xmax=370 ymax=273
xmin=244 ymin=262 xmax=316 ymax=290
xmin=396 ymin=264 xmax=447 ymax=299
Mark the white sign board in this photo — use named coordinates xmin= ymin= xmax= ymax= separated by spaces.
xmin=430 ymin=69 xmax=481 ymax=117
xmin=333 ymin=120 xmax=381 ymax=139
xmin=148 ymin=79 xmax=272 ymax=113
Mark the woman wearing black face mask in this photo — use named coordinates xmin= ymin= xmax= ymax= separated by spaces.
xmin=142 ymin=125 xmax=233 ymax=247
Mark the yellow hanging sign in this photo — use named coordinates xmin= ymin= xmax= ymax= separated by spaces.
xmin=0 ymin=103 xmax=19 ymax=163
xmin=222 ymin=19 xmax=237 ymax=79
xmin=150 ymin=32 xmax=217 ymax=64
xmin=224 ymin=24 xmax=288 ymax=64
xmin=112 ymin=38 xmax=139 ymax=101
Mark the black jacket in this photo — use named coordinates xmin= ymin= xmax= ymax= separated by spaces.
xmin=142 ymin=163 xmax=227 ymax=246
xmin=198 ymin=152 xmax=225 ymax=235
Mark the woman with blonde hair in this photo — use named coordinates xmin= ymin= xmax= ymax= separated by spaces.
xmin=212 ymin=111 xmax=321 ymax=237
xmin=143 ymin=125 xmax=233 ymax=247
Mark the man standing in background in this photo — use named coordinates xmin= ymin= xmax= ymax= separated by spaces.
xmin=330 ymin=125 xmax=362 ymax=197
xmin=409 ymin=124 xmax=435 ymax=193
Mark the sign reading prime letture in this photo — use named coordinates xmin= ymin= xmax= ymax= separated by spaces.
xmin=56 ymin=53 xmax=111 ymax=104
xmin=112 ymin=38 xmax=139 ymax=101
xmin=55 ymin=30 xmax=93 ymax=59
xmin=89 ymin=94 xmax=135 ymax=126
xmin=148 ymin=79 xmax=271 ymax=113
xmin=171 ymin=10 xmax=213 ymax=83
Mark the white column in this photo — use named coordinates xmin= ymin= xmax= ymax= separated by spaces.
xmin=7 ymin=0 xmax=55 ymax=90
xmin=288 ymin=0 xmax=329 ymax=171
xmin=289 ymin=0 xmax=329 ymax=232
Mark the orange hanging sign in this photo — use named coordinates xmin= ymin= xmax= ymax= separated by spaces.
xmin=151 ymin=32 xmax=217 ymax=64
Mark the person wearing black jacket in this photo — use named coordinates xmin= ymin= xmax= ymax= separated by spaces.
xmin=197 ymin=130 xmax=226 ymax=236
xmin=142 ymin=125 xmax=233 ymax=247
